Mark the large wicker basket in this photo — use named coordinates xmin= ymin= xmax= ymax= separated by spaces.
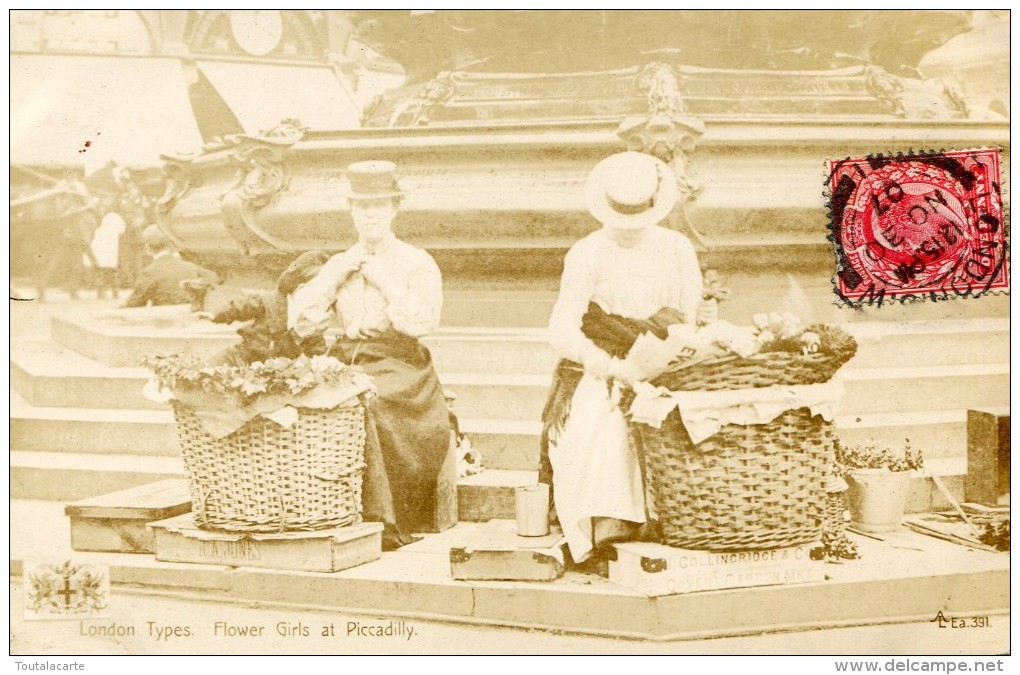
xmin=172 ymin=403 xmax=367 ymax=533
xmin=636 ymin=406 xmax=832 ymax=550
xmin=653 ymin=350 xmax=850 ymax=392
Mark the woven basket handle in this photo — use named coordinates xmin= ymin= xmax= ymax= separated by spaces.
xmin=309 ymin=462 xmax=365 ymax=482
xmin=195 ymin=488 xmax=213 ymax=530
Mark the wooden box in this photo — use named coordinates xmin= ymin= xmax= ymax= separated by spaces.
xmin=610 ymin=541 xmax=826 ymax=596
xmin=966 ymin=408 xmax=1010 ymax=505
xmin=450 ymin=519 xmax=566 ymax=581
xmin=64 ymin=479 xmax=192 ymax=554
xmin=149 ymin=513 xmax=383 ymax=573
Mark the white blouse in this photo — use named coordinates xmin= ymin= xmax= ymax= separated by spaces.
xmin=548 ymin=226 xmax=703 ymax=375
xmin=288 ymin=237 xmax=443 ymax=340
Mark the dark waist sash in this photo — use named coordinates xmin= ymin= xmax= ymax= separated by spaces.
xmin=539 ymin=302 xmax=684 ymax=485
xmin=329 ymin=329 xmax=434 ymax=370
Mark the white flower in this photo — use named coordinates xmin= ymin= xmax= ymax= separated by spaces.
xmin=729 ymin=334 xmax=760 ymax=358
xmin=779 ymin=315 xmax=802 ymax=338
xmin=310 ymin=354 xmax=339 ymax=372
xmin=757 ymin=329 xmax=775 ymax=344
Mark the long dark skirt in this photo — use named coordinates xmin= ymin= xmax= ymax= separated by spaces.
xmin=330 ymin=332 xmax=450 ymax=542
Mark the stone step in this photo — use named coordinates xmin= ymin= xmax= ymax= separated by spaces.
xmin=51 ymin=305 xmax=240 ymax=368
xmin=11 ymin=354 xmax=1002 ymax=460
xmin=10 ymin=451 xmax=186 ymax=501
xmin=833 ymin=411 xmax=967 ymax=458
xmin=10 ymin=393 xmax=179 ymax=455
xmin=468 ymin=410 xmax=973 ymax=473
xmin=7 ymin=432 xmax=968 ymax=519
xmin=15 ymin=318 xmax=1010 ymax=413
xmin=5 ymin=393 xmax=973 ymax=473
xmin=11 ymin=340 xmax=165 ymax=411
xmin=8 ymin=449 xmax=533 ymax=523
xmin=840 ymin=364 xmax=1009 ymax=416
xmin=443 ymin=364 xmax=1011 ymax=422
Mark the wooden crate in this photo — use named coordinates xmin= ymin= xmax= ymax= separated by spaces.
xmin=610 ymin=541 xmax=826 ymax=597
xmin=149 ymin=513 xmax=383 ymax=573
xmin=64 ymin=479 xmax=192 ymax=554
xmin=966 ymin=408 xmax=1010 ymax=505
xmin=450 ymin=519 xmax=566 ymax=581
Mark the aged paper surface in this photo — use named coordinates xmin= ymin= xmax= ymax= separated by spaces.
xmin=8 ymin=9 xmax=1010 ymax=662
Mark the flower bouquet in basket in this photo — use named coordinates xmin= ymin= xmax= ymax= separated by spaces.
xmin=623 ymin=272 xmax=860 ymax=551
xmin=143 ymin=352 xmax=375 ymax=534
xmin=644 ymin=310 xmax=858 ymax=393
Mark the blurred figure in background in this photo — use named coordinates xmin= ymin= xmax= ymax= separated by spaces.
xmin=122 ymin=225 xmax=218 ymax=308
xmin=87 ymin=195 xmax=127 ymax=299
xmin=35 ymin=187 xmax=99 ymax=301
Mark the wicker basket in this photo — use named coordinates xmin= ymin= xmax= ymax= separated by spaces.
xmin=636 ymin=406 xmax=832 ymax=550
xmin=652 ymin=350 xmax=849 ymax=392
xmin=172 ymin=403 xmax=367 ymax=533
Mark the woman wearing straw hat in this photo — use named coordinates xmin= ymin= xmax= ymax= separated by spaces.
xmin=541 ymin=151 xmax=705 ymax=571
xmin=288 ymin=160 xmax=450 ymax=550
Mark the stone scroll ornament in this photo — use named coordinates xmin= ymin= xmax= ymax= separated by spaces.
xmin=617 ymin=62 xmax=708 ymax=248
xmin=828 ymin=149 xmax=1007 ymax=307
xmin=219 ymin=119 xmax=309 ymax=255
xmin=155 ymin=152 xmax=197 ymax=249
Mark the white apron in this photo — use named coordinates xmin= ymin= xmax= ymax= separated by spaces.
xmin=547 ymin=374 xmax=646 ymax=563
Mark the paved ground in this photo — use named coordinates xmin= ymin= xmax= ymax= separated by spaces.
xmin=8 ymin=581 xmax=1010 ymax=656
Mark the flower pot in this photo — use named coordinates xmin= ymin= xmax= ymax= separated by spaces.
xmin=845 ymin=469 xmax=912 ymax=533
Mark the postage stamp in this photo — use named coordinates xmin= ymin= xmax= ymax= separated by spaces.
xmin=828 ymin=149 xmax=1007 ymax=306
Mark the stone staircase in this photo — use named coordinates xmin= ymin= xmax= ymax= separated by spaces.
xmin=9 ymin=290 xmax=1010 ymax=515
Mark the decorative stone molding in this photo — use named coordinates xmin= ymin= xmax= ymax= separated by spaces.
xmin=619 ymin=62 xmax=709 ymax=248
xmin=388 ymin=72 xmax=456 ymax=127
xmin=155 ymin=152 xmax=198 ymax=248
xmin=865 ymin=65 xmax=967 ymax=119
xmin=220 ymin=119 xmax=308 ymax=254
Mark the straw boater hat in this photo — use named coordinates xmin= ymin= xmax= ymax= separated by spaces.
xmin=584 ymin=151 xmax=678 ymax=230
xmin=343 ymin=160 xmax=404 ymax=202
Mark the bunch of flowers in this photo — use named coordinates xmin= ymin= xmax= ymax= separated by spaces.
xmin=701 ymin=269 xmax=731 ymax=303
xmin=751 ymin=312 xmax=858 ymax=362
xmin=834 ymin=438 xmax=925 ymax=476
xmin=810 ymin=529 xmax=860 ymax=562
xmin=753 ymin=312 xmax=819 ymax=355
xmin=144 ymin=353 xmax=368 ymax=404
xmin=979 ymin=519 xmax=1010 ymax=552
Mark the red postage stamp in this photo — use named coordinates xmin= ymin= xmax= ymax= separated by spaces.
xmin=828 ymin=149 xmax=1007 ymax=306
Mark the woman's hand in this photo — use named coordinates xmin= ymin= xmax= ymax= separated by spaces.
xmin=696 ymin=299 xmax=719 ymax=326
xmin=317 ymin=249 xmax=367 ymax=288
xmin=607 ymin=358 xmax=645 ymax=387
xmin=360 ymin=256 xmax=402 ymax=302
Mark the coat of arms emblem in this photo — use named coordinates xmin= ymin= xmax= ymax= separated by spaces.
xmin=23 ymin=560 xmax=109 ymax=620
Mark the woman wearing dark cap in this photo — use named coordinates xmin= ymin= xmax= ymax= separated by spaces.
xmin=288 ymin=161 xmax=450 ymax=550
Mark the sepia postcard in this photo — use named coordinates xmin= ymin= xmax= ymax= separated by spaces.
xmin=8 ymin=9 xmax=1010 ymax=664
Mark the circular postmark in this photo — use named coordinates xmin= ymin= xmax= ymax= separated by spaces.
xmin=829 ymin=150 xmax=1007 ymax=305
